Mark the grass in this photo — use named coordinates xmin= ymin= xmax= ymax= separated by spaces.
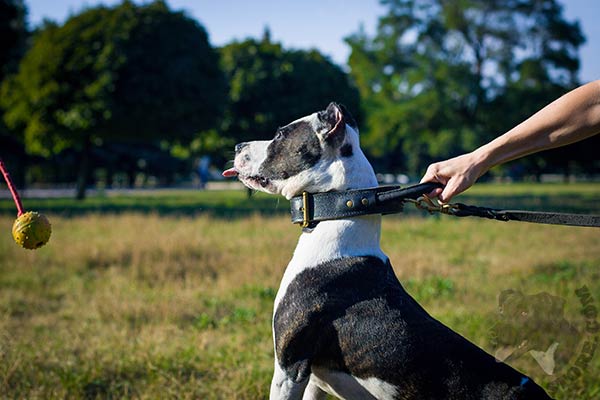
xmin=0 ymin=183 xmax=599 ymax=398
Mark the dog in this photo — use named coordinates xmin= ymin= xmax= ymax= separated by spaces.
xmin=493 ymin=289 xmax=581 ymax=376
xmin=223 ymin=103 xmax=553 ymax=399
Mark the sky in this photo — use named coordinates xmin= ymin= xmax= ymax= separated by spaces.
xmin=26 ymin=0 xmax=599 ymax=83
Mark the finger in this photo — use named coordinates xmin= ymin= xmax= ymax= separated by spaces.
xmin=438 ymin=179 xmax=461 ymax=203
xmin=421 ymin=178 xmax=445 ymax=195
xmin=420 ymin=175 xmax=444 ymax=197
xmin=420 ymin=166 xmax=449 ymax=198
xmin=421 ymin=172 xmax=449 ymax=188
xmin=420 ymin=172 xmax=434 ymax=184
xmin=427 ymin=187 xmax=443 ymax=198
xmin=420 ymin=164 xmax=441 ymax=184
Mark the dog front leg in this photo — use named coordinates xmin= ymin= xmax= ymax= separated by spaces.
xmin=270 ymin=361 xmax=310 ymax=400
xmin=302 ymin=380 xmax=327 ymax=400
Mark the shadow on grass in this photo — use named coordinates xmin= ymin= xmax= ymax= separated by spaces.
xmin=1 ymin=187 xmax=598 ymax=219
xmin=0 ymin=190 xmax=289 ymax=219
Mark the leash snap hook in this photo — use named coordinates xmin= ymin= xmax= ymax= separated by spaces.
xmin=414 ymin=195 xmax=440 ymax=214
xmin=413 ymin=195 xmax=457 ymax=215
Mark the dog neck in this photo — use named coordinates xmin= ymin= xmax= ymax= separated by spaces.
xmin=292 ymin=138 xmax=385 ymax=264
xmin=275 ymin=214 xmax=386 ymax=308
xmin=275 ymin=144 xmax=388 ymax=307
xmin=295 ymin=215 xmax=385 ymax=263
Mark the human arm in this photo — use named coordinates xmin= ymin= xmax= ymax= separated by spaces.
xmin=421 ymin=80 xmax=600 ymax=202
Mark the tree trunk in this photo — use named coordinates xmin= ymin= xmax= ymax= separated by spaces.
xmin=106 ymin=166 xmax=114 ymax=188
xmin=75 ymin=135 xmax=92 ymax=200
xmin=128 ymin=170 xmax=136 ymax=188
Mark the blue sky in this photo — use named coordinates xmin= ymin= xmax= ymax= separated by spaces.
xmin=27 ymin=0 xmax=598 ymax=83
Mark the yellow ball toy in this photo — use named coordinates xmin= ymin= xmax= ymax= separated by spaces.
xmin=2 ymin=158 xmax=52 ymax=250
xmin=12 ymin=211 xmax=52 ymax=250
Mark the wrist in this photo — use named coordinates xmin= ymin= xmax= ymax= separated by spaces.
xmin=468 ymin=146 xmax=494 ymax=178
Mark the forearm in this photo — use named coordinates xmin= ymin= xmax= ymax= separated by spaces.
xmin=421 ymin=80 xmax=600 ymax=202
xmin=474 ymin=80 xmax=600 ymax=172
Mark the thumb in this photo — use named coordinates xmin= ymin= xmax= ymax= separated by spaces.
xmin=420 ymin=166 xmax=447 ymax=198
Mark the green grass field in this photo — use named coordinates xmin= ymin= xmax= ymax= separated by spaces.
xmin=1 ymin=183 xmax=599 ymax=399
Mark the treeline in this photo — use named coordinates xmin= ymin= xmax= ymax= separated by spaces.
xmin=0 ymin=0 xmax=597 ymax=199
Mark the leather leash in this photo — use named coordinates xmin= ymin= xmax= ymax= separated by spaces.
xmin=290 ymin=182 xmax=600 ymax=229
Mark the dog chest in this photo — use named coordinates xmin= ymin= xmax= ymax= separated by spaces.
xmin=272 ymin=256 xmax=406 ymax=381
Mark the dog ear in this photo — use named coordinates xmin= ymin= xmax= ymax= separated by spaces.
xmin=318 ymin=102 xmax=346 ymax=147
xmin=338 ymin=103 xmax=357 ymax=130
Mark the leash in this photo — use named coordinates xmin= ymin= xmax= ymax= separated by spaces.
xmin=290 ymin=182 xmax=600 ymax=229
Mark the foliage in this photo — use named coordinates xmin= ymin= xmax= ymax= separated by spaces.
xmin=346 ymin=0 xmax=587 ymax=176
xmin=1 ymin=0 xmax=596 ymax=191
xmin=220 ymin=31 xmax=361 ymax=143
xmin=0 ymin=0 xmax=28 ymax=184
xmin=0 ymin=0 xmax=27 ymax=81
xmin=1 ymin=0 xmax=226 ymax=198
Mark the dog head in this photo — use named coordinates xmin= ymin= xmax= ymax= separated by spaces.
xmin=222 ymin=102 xmax=377 ymax=199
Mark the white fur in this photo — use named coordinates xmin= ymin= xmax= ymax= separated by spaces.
xmin=274 ymin=216 xmax=387 ymax=309
xmin=274 ymin=122 xmax=386 ymax=303
xmin=273 ymin=123 xmax=395 ymax=399
xmin=308 ymin=368 xmax=399 ymax=399
xmin=272 ymin=122 xmax=387 ymax=303
xmin=232 ymin=140 xmax=271 ymax=192
xmin=234 ymin=113 xmax=398 ymax=399
xmin=270 ymin=361 xmax=309 ymax=400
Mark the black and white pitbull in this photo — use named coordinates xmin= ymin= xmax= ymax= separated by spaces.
xmin=223 ymin=103 xmax=552 ymax=400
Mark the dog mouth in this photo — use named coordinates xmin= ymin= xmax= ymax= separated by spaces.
xmin=222 ymin=168 xmax=271 ymax=189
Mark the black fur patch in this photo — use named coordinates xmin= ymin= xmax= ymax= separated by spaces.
xmin=259 ymin=121 xmax=322 ymax=180
xmin=273 ymin=256 xmax=552 ymax=399
xmin=340 ymin=143 xmax=353 ymax=158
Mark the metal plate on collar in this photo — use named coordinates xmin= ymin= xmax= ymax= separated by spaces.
xmin=334 ymin=190 xmax=377 ymax=216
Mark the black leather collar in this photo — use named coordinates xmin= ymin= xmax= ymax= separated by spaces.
xmin=289 ymin=182 xmax=600 ymax=229
xmin=290 ymin=183 xmax=441 ymax=228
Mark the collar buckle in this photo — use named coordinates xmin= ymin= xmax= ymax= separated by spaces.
xmin=299 ymin=191 xmax=311 ymax=228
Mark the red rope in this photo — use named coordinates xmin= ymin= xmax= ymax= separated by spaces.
xmin=0 ymin=158 xmax=25 ymax=217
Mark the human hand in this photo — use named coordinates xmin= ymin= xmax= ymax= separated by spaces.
xmin=420 ymin=152 xmax=488 ymax=203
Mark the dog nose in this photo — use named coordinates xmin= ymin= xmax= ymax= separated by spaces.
xmin=235 ymin=142 xmax=248 ymax=153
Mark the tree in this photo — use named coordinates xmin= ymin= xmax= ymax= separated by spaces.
xmin=220 ymin=33 xmax=361 ymax=144
xmin=0 ymin=0 xmax=28 ymax=186
xmin=346 ymin=0 xmax=585 ymax=177
xmin=1 ymin=0 xmax=226 ymax=198
xmin=0 ymin=0 xmax=27 ymax=81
